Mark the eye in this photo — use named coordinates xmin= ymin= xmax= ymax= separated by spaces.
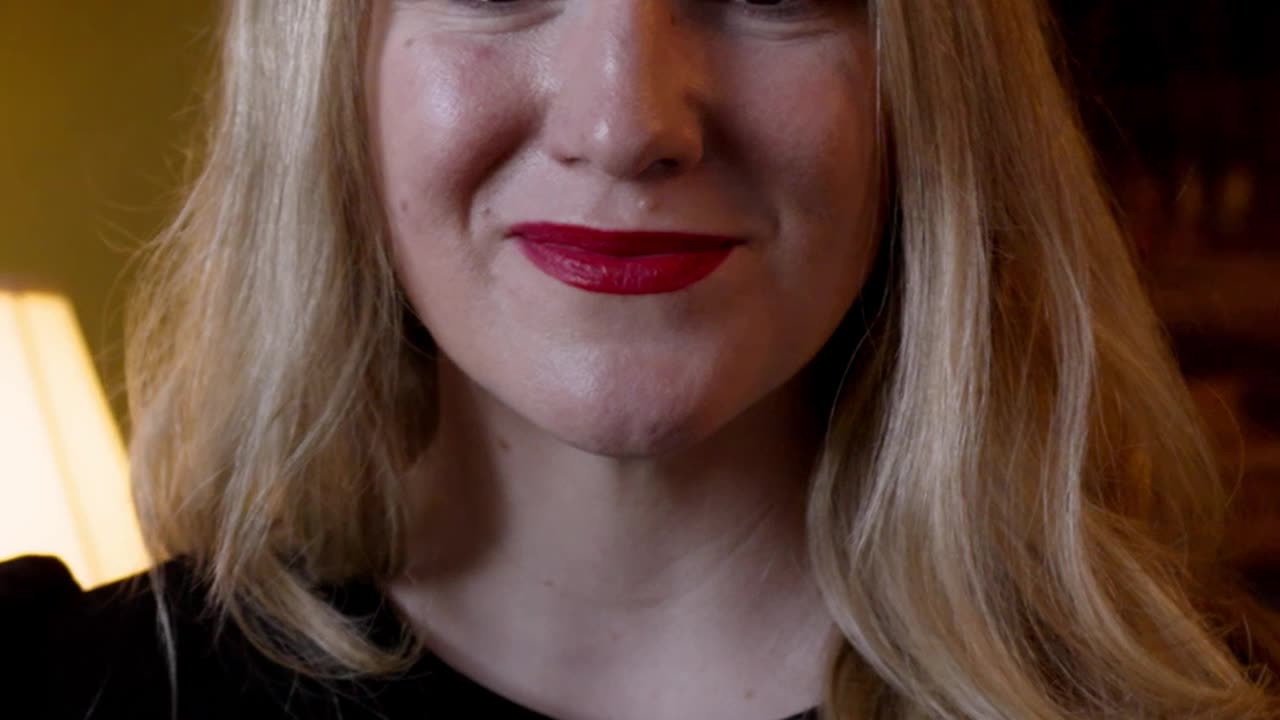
xmin=444 ymin=0 xmax=831 ymax=20
xmin=733 ymin=0 xmax=824 ymax=20
xmin=439 ymin=0 xmax=547 ymax=15
xmin=446 ymin=0 xmax=532 ymax=10
xmin=435 ymin=0 xmax=853 ymax=29
xmin=431 ymin=0 xmax=560 ymax=24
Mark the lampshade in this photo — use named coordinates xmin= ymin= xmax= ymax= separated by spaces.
xmin=0 ymin=288 xmax=148 ymax=587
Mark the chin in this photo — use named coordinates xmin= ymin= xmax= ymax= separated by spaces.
xmin=551 ymin=411 xmax=714 ymax=460
xmin=442 ymin=337 xmax=770 ymax=461
xmin=516 ymin=374 xmax=733 ymax=460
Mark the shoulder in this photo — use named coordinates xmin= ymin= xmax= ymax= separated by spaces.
xmin=0 ymin=554 xmax=83 ymax=648
xmin=0 ymin=554 xmax=274 ymax=719
xmin=0 ymin=555 xmax=438 ymax=719
xmin=0 ymin=555 xmax=88 ymax=703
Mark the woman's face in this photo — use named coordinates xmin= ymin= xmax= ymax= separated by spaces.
xmin=367 ymin=0 xmax=880 ymax=456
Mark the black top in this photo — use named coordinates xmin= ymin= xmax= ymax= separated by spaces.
xmin=0 ymin=555 xmax=819 ymax=719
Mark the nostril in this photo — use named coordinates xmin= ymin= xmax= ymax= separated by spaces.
xmin=645 ymin=157 xmax=683 ymax=178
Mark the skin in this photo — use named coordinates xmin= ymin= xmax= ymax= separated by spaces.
xmin=365 ymin=1 xmax=880 ymax=718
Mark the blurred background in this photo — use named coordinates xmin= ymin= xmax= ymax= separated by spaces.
xmin=1 ymin=2 xmax=217 ymax=584
xmin=1051 ymin=0 xmax=1280 ymax=584
xmin=1 ymin=2 xmax=217 ymax=422
xmin=0 ymin=2 xmax=1276 ymax=584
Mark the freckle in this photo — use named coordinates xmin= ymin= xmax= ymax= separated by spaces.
xmin=404 ymin=37 xmax=415 ymax=49
xmin=496 ymin=437 xmax=510 ymax=451
xmin=745 ymin=689 xmax=756 ymax=700
xmin=541 ymin=578 xmax=555 ymax=588
xmin=399 ymin=199 xmax=409 ymax=214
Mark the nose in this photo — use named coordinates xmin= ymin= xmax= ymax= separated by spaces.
xmin=543 ymin=1 xmax=708 ymax=181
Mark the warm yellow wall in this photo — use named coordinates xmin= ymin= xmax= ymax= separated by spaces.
xmin=0 ymin=1 xmax=218 ymax=430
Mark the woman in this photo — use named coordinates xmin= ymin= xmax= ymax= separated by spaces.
xmin=3 ymin=0 xmax=1276 ymax=718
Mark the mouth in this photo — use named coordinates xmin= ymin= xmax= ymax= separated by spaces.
xmin=509 ymin=222 xmax=741 ymax=295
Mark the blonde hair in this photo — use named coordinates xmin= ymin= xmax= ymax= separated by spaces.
xmin=127 ymin=0 xmax=1278 ymax=717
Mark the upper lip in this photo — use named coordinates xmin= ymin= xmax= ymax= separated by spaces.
xmin=509 ymin=222 xmax=742 ymax=257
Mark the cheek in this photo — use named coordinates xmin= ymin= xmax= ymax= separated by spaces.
xmin=371 ymin=38 xmax=529 ymax=232
xmin=762 ymin=50 xmax=875 ymax=213
xmin=369 ymin=36 xmax=538 ymax=330
xmin=735 ymin=48 xmax=880 ymax=291
xmin=733 ymin=51 xmax=881 ymax=384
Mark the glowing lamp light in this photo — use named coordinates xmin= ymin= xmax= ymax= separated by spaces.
xmin=0 ymin=287 xmax=148 ymax=587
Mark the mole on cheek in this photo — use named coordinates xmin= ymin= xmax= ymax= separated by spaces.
xmin=399 ymin=199 xmax=411 ymax=216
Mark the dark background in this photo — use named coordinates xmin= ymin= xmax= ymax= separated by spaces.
xmin=1051 ymin=1 xmax=1280 ymax=574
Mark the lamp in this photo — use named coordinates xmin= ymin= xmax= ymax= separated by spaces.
xmin=0 ymin=286 xmax=148 ymax=587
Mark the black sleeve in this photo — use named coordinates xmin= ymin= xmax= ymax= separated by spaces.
xmin=0 ymin=554 xmax=83 ymax=644
xmin=0 ymin=555 xmax=195 ymax=719
xmin=0 ymin=555 xmax=90 ymax=718
xmin=0 ymin=554 xmax=543 ymax=719
xmin=0 ymin=554 xmax=392 ymax=719
xmin=0 ymin=554 xmax=82 ymax=610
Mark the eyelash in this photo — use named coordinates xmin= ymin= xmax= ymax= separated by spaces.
xmin=731 ymin=0 xmax=825 ymax=21
xmin=444 ymin=0 xmax=826 ymax=22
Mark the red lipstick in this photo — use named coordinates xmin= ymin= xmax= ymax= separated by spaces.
xmin=510 ymin=222 xmax=739 ymax=295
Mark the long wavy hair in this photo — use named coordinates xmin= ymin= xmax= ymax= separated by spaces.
xmin=126 ymin=0 xmax=1279 ymax=717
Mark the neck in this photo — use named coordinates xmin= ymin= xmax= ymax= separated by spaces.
xmin=388 ymin=357 xmax=836 ymax=720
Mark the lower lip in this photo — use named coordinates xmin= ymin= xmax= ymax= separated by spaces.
xmin=517 ymin=241 xmax=733 ymax=295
